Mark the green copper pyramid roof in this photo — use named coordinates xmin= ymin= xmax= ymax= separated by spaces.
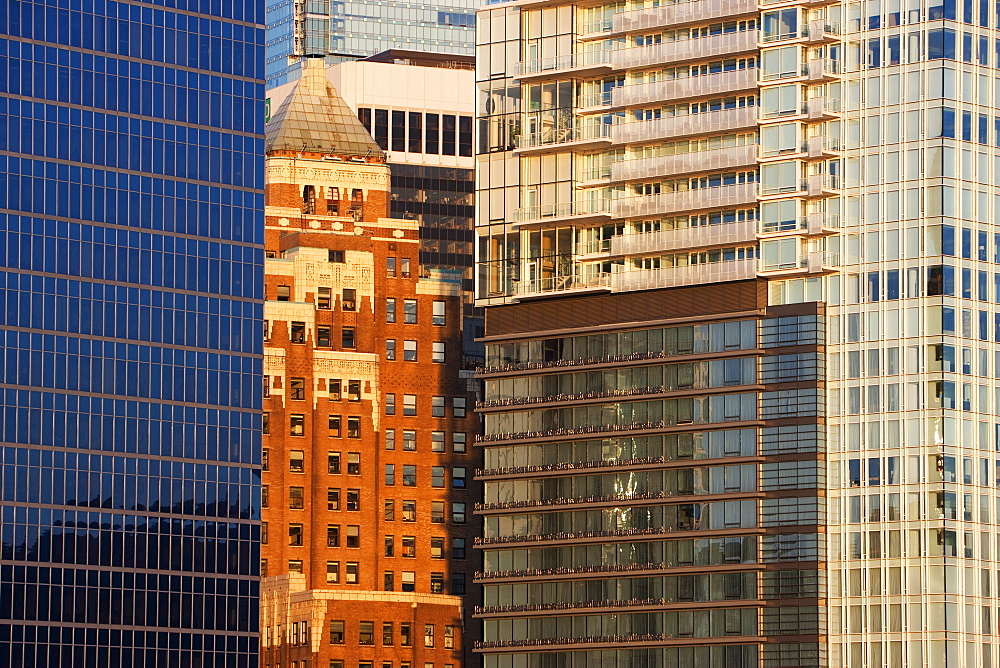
xmin=265 ymin=58 xmax=383 ymax=157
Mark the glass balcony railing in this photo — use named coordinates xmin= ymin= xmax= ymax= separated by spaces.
xmin=612 ymin=107 xmax=756 ymax=143
xmin=516 ymin=123 xmax=613 ymax=150
xmin=610 ymin=258 xmax=756 ymax=292
xmin=759 ymin=212 xmax=840 ymax=235
xmin=612 ymin=30 xmax=757 ymax=69
xmin=612 ymin=69 xmax=757 ymax=107
xmin=759 ymin=251 xmax=840 ymax=273
xmin=761 ymin=19 xmax=842 ymax=43
xmin=612 ymin=0 xmax=757 ymax=33
xmin=513 ymin=199 xmax=612 ymax=224
xmin=806 ymin=96 xmax=842 ymax=119
xmin=611 ymin=144 xmax=756 ymax=182
xmin=512 ymin=272 xmax=610 ymax=297
xmin=515 ymin=49 xmax=614 ymax=77
xmin=611 ymin=219 xmax=756 ymax=256
xmin=611 ymin=182 xmax=756 ymax=219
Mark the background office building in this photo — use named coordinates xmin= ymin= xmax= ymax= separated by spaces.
xmin=0 ymin=0 xmax=265 ymax=666
xmin=475 ymin=0 xmax=1000 ymax=665
xmin=265 ymin=0 xmax=477 ymax=87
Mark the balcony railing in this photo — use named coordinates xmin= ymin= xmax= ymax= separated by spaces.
xmin=610 ymin=258 xmax=756 ymax=292
xmin=612 ymin=69 xmax=757 ymax=107
xmin=759 ymin=212 xmax=840 ymax=235
xmin=611 ymin=144 xmax=756 ymax=182
xmin=512 ymin=272 xmax=610 ymax=297
xmin=611 ymin=219 xmax=756 ymax=256
xmin=516 ymin=123 xmax=613 ymax=150
xmin=611 ymin=182 xmax=756 ymax=218
xmin=806 ymin=96 xmax=841 ymax=119
xmin=612 ymin=107 xmax=756 ymax=143
xmin=759 ymin=251 xmax=840 ymax=274
xmin=513 ymin=199 xmax=612 ymax=225
xmin=515 ymin=49 xmax=614 ymax=77
xmin=611 ymin=30 xmax=757 ymax=70
xmin=612 ymin=0 xmax=758 ymax=33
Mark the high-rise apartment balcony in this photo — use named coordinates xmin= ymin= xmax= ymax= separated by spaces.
xmin=609 ymin=257 xmax=756 ymax=292
xmin=610 ymin=30 xmax=757 ymax=70
xmin=611 ymin=183 xmax=756 ymax=218
xmin=515 ymin=123 xmax=614 ymax=154
xmin=758 ymin=251 xmax=839 ymax=275
xmin=759 ymin=212 xmax=840 ymax=236
xmin=804 ymin=19 xmax=842 ymax=43
xmin=612 ymin=106 xmax=756 ymax=144
xmin=611 ymin=69 xmax=757 ymax=108
xmin=511 ymin=272 xmax=610 ymax=299
xmin=610 ymin=219 xmax=756 ymax=256
xmin=515 ymin=50 xmax=614 ymax=81
xmin=805 ymin=58 xmax=841 ymax=81
xmin=610 ymin=144 xmax=757 ymax=183
xmin=806 ymin=96 xmax=841 ymax=120
xmin=512 ymin=199 xmax=613 ymax=227
xmin=610 ymin=0 xmax=758 ymax=34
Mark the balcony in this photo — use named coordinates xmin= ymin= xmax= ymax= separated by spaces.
xmin=805 ymin=135 xmax=842 ymax=158
xmin=512 ymin=199 xmax=613 ymax=227
xmin=611 ymin=30 xmax=757 ymax=70
xmin=758 ymin=251 xmax=840 ymax=276
xmin=612 ymin=106 xmax=756 ymax=144
xmin=515 ymin=50 xmax=614 ymax=81
xmin=611 ymin=219 xmax=756 ymax=256
xmin=610 ymin=258 xmax=756 ymax=292
xmin=611 ymin=69 xmax=757 ymax=108
xmin=612 ymin=182 xmax=756 ymax=218
xmin=806 ymin=58 xmax=841 ymax=81
xmin=806 ymin=96 xmax=841 ymax=120
xmin=610 ymin=144 xmax=756 ymax=182
xmin=610 ymin=0 xmax=758 ymax=35
xmin=515 ymin=123 xmax=614 ymax=154
xmin=805 ymin=19 xmax=842 ymax=43
xmin=759 ymin=212 xmax=840 ymax=236
xmin=512 ymin=272 xmax=610 ymax=299
xmin=805 ymin=173 xmax=841 ymax=197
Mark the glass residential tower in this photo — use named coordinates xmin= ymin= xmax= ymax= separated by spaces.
xmin=475 ymin=0 xmax=1000 ymax=665
xmin=0 ymin=1 xmax=265 ymax=666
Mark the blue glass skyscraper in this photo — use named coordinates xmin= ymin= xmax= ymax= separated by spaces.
xmin=0 ymin=1 xmax=264 ymax=666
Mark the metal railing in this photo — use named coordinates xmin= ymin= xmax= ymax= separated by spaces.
xmin=516 ymin=49 xmax=614 ymax=76
xmin=513 ymin=199 xmax=612 ymax=224
xmin=759 ymin=212 xmax=840 ymax=235
xmin=516 ymin=122 xmax=613 ymax=149
xmin=613 ymin=0 xmax=757 ymax=33
xmin=612 ymin=107 xmax=756 ymax=143
xmin=612 ymin=68 xmax=757 ymax=107
xmin=610 ymin=258 xmax=756 ymax=292
xmin=512 ymin=272 xmax=610 ymax=296
xmin=611 ymin=219 xmax=756 ymax=256
xmin=611 ymin=182 xmax=756 ymax=218
xmin=611 ymin=144 xmax=756 ymax=182
xmin=611 ymin=30 xmax=757 ymax=69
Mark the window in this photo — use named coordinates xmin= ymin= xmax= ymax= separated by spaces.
xmin=402 ymin=500 xmax=416 ymax=521
xmin=261 ymin=521 xmax=268 ymax=544
xmin=386 ymin=339 xmax=396 ymax=360
xmin=346 ymin=562 xmax=358 ymax=584
xmin=291 ymin=321 xmax=305 ymax=343
xmin=262 ymin=413 xmax=270 ymax=435
xmin=403 ymin=299 xmax=418 ymax=323
xmin=384 ymin=536 xmax=394 ymax=557
xmin=290 ymin=449 xmax=305 ymax=471
xmin=403 ymin=340 xmax=417 ymax=361
xmin=432 ymin=301 xmax=446 ymax=326
xmin=328 ymin=452 xmax=341 ymax=474
xmin=329 ymin=250 xmax=345 ymax=263
xmin=330 ymin=620 xmax=345 ymax=644
xmin=431 ymin=467 xmax=444 ymax=488
xmin=290 ymin=377 xmax=305 ymax=400
xmin=387 ymin=257 xmax=397 ymax=277
xmin=277 ymin=285 xmax=290 ymax=301
xmin=261 ymin=485 xmax=269 ymax=508
xmin=288 ymin=559 xmax=303 ymax=573
xmin=326 ymin=561 xmax=339 ymax=583
xmin=432 ymin=396 xmax=445 ymax=417
xmin=452 ymin=502 xmax=466 ymax=523
xmin=431 ymin=501 xmax=445 ymax=523
xmin=359 ymin=622 xmax=375 ymax=645
xmin=386 ymin=393 xmax=396 ymax=415
xmin=401 ymin=258 xmax=411 ymax=278
xmin=327 ymin=488 xmax=340 ymax=510
xmin=431 ymin=431 xmax=445 ymax=452
xmin=452 ymin=467 xmax=467 ymax=489
xmin=317 ymin=326 xmax=331 ymax=347
xmin=453 ymin=397 xmax=466 ymax=418
xmin=347 ymin=417 xmax=360 ymax=438
xmin=342 ymin=288 xmax=356 ymax=311
xmin=432 ymin=342 xmax=445 ymax=363
xmin=450 ymin=573 xmax=465 ymax=595
xmin=290 ymin=415 xmax=305 ymax=437
xmin=348 ymin=380 xmax=361 ymax=401
xmin=289 ymin=486 xmax=304 ymax=509
xmin=328 ymin=415 xmax=342 ymax=438
xmin=384 ymin=571 xmax=394 ymax=591
xmin=402 ymin=535 xmax=416 ymax=558
xmin=402 ymin=430 xmax=417 ymax=451
xmin=430 ymin=537 xmax=444 ymax=559
xmin=452 ymin=538 xmax=466 ymax=559
xmin=262 ymin=448 xmax=269 ymax=470
xmin=385 ymin=429 xmax=396 ymax=450
xmin=430 ymin=573 xmax=444 ymax=594
xmin=327 ymin=525 xmax=340 ymax=547
xmin=341 ymin=327 xmax=355 ymax=349
xmin=385 ymin=464 xmax=395 ymax=485
xmin=289 ymin=524 xmax=303 ymax=546
xmin=386 ymin=298 xmax=397 ymax=323
xmin=453 ymin=432 xmax=466 ymax=453
xmin=329 ymin=380 xmax=342 ymax=401
xmin=317 ymin=287 xmax=332 ymax=309
xmin=346 ymin=525 xmax=360 ymax=548
xmin=403 ymin=465 xmax=417 ymax=487
xmin=347 ymin=452 xmax=361 ymax=474
xmin=424 ymin=624 xmax=435 ymax=647
xmin=384 ymin=500 xmax=395 ymax=521
xmin=263 ymin=320 xmax=270 ymax=342
xmin=382 ymin=623 xmax=394 ymax=646
xmin=444 ymin=626 xmax=455 ymax=649
xmin=347 ymin=489 xmax=360 ymax=510
xmin=403 ymin=395 xmax=417 ymax=416
xmin=400 ymin=623 xmax=412 ymax=646
xmin=262 ymin=375 xmax=270 ymax=398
